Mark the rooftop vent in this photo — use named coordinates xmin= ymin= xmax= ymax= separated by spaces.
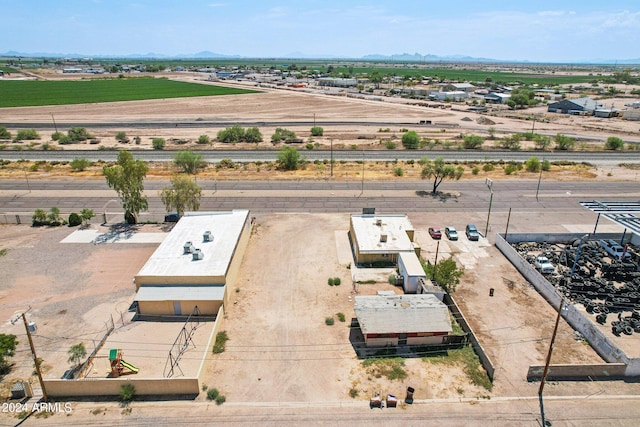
xmin=183 ymin=241 xmax=194 ymax=254
xmin=376 ymin=219 xmax=382 ymax=226
xmin=203 ymin=231 xmax=213 ymax=242
xmin=192 ymin=249 xmax=204 ymax=261
xmin=380 ymin=234 xmax=388 ymax=242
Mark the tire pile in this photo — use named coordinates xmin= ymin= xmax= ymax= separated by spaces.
xmin=513 ymin=239 xmax=640 ymax=337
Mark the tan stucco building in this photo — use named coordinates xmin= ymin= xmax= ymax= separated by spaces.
xmin=348 ymin=214 xmax=420 ymax=265
xmin=134 ymin=210 xmax=251 ymax=316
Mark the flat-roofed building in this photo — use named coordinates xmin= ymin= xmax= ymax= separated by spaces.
xmin=397 ymin=251 xmax=426 ymax=293
xmin=349 ymin=214 xmax=419 ymax=265
xmin=134 ymin=210 xmax=251 ymax=316
xmin=355 ymin=293 xmax=452 ymax=347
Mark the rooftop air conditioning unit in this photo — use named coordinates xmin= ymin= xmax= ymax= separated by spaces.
xmin=376 ymin=219 xmax=382 ymax=226
xmin=183 ymin=241 xmax=194 ymax=254
xmin=380 ymin=234 xmax=388 ymax=242
xmin=192 ymin=249 xmax=204 ymax=261
xmin=203 ymin=231 xmax=212 ymax=242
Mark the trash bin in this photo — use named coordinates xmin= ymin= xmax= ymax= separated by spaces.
xmin=405 ymin=386 xmax=414 ymax=404
xmin=489 ymin=288 xmax=495 ymax=297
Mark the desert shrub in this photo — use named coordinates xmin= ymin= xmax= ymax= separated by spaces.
xmin=68 ymin=127 xmax=92 ymax=142
xmin=215 ymin=394 xmax=226 ymax=405
xmin=14 ymin=129 xmax=40 ymax=141
xmin=328 ymin=277 xmax=335 ymax=286
xmin=271 ymin=128 xmax=297 ymax=143
xmin=57 ymin=135 xmax=72 ymax=145
xmin=29 ymin=163 xmax=39 ymax=172
xmin=217 ymin=125 xmax=245 ymax=143
xmin=388 ymin=274 xmax=397 ymax=285
xmin=32 ymin=209 xmax=48 ymax=226
xmin=385 ymin=141 xmax=396 ymax=149
xmin=462 ymin=134 xmax=483 ymax=149
xmin=472 ymin=167 xmax=480 ymax=175
xmin=393 ymin=167 xmax=404 ymax=176
xmin=152 ymin=138 xmax=166 ymax=150
xmin=70 ymin=158 xmax=91 ymax=171
xmin=197 ymin=134 xmax=211 ymax=145
xmin=482 ymin=163 xmax=495 ymax=172
xmin=115 ymin=131 xmax=129 ymax=143
xmin=325 ymin=317 xmax=335 ymax=326
xmin=206 ymin=388 xmax=219 ymax=401
xmin=541 ymin=160 xmax=551 ymax=171
xmin=216 ymin=158 xmax=235 ymax=169
xmin=0 ymin=127 xmax=11 ymax=140
xmin=277 ymin=146 xmax=301 ymax=170
xmin=605 ymin=136 xmax=624 ymax=150
xmin=213 ymin=331 xmax=229 ymax=354
xmin=305 ymin=143 xmax=314 ymax=150
xmin=134 ymin=136 xmax=141 ymax=145
xmin=534 ymin=134 xmax=553 ymax=150
xmin=554 ymin=133 xmax=575 ymax=150
xmin=336 ymin=312 xmax=346 ymax=322
xmin=68 ymin=213 xmax=82 ymax=227
xmin=310 ymin=126 xmax=324 ymax=136
xmin=401 ymin=131 xmax=420 ymax=149
xmin=119 ymin=384 xmax=135 ymax=402
xmin=333 ymin=277 xmax=341 ymax=286
xmin=244 ymin=127 xmax=263 ymax=143
xmin=51 ymin=131 xmax=64 ymax=141
xmin=504 ymin=164 xmax=517 ymax=175
xmin=525 ymin=157 xmax=541 ymax=172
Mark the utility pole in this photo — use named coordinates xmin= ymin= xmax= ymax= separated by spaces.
xmin=485 ymin=178 xmax=493 ymax=236
xmin=22 ymin=312 xmax=48 ymax=402
xmin=50 ymin=113 xmax=58 ymax=134
xmin=330 ymin=138 xmax=334 ymax=178
xmin=536 ymin=159 xmax=544 ymax=201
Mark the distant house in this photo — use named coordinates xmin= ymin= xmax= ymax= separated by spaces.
xmin=484 ymin=92 xmax=511 ymax=104
xmin=429 ymin=91 xmax=468 ymax=101
xmin=443 ymin=83 xmax=476 ymax=92
xmin=547 ymin=97 xmax=602 ymax=115
xmin=318 ymin=77 xmax=357 ymax=88
xmin=354 ymin=293 xmax=452 ymax=347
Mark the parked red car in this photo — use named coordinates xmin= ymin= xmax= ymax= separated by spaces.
xmin=428 ymin=227 xmax=442 ymax=239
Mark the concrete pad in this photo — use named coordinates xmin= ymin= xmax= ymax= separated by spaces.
xmin=334 ymin=229 xmax=353 ymax=265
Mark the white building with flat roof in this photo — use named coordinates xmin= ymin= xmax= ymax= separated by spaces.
xmin=349 ymin=214 xmax=419 ymax=264
xmin=134 ymin=210 xmax=251 ymax=316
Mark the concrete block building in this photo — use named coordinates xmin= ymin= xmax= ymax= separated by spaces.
xmin=349 ymin=214 xmax=420 ymax=265
xmin=134 ymin=210 xmax=251 ymax=316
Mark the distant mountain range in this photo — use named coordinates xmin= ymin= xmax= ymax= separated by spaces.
xmin=2 ymin=50 xmax=639 ymax=65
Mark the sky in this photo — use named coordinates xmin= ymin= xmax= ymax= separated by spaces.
xmin=2 ymin=0 xmax=640 ymax=62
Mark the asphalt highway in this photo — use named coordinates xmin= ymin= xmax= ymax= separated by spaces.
xmin=1 ymin=179 xmax=638 ymax=217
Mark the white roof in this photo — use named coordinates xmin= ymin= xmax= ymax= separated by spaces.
xmin=355 ymin=294 xmax=452 ymax=335
xmin=351 ymin=214 xmax=414 ymax=254
xmin=135 ymin=286 xmax=225 ymax=302
xmin=398 ymin=252 xmax=426 ymax=277
xmin=135 ymin=210 xmax=249 ymax=283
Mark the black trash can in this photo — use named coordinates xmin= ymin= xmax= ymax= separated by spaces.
xmin=405 ymin=386 xmax=415 ymax=404
xmin=489 ymin=288 xmax=495 ymax=297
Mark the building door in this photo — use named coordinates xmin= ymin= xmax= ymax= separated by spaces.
xmin=173 ymin=301 xmax=182 ymax=315
xmin=398 ymin=333 xmax=407 ymax=346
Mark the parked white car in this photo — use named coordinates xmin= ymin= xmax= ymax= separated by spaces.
xmin=534 ymin=256 xmax=555 ymax=274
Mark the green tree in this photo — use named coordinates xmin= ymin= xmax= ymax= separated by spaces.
xmin=401 ymin=131 xmax=420 ymax=149
xmin=310 ymin=126 xmax=324 ymax=136
xmin=370 ymin=71 xmax=383 ymax=89
xmin=67 ymin=343 xmax=86 ymax=367
xmin=422 ymin=257 xmax=464 ymax=293
xmin=70 ymin=157 xmax=91 ymax=171
xmin=277 ymin=146 xmax=301 ymax=170
xmin=174 ymin=151 xmax=206 ymax=175
xmin=272 ymin=128 xmax=298 ymax=143
xmin=14 ymin=129 xmax=40 ymax=142
xmin=463 ymin=134 xmax=484 ymax=149
xmin=32 ymin=208 xmax=48 ymax=226
xmin=48 ymin=207 xmax=63 ymax=226
xmin=534 ymin=135 xmax=552 ymax=150
xmin=487 ymin=127 xmax=496 ymax=140
xmin=160 ymin=175 xmax=202 ymax=216
xmin=103 ymin=150 xmax=149 ymax=224
xmin=0 ymin=334 xmax=18 ymax=375
xmin=420 ymin=157 xmax=464 ymax=194
xmin=605 ymin=136 xmax=624 ymax=150
xmin=554 ymin=133 xmax=575 ymax=151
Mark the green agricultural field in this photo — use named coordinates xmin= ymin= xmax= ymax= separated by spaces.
xmin=0 ymin=77 xmax=259 ymax=107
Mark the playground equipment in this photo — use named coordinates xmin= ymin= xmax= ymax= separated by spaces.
xmin=109 ymin=349 xmax=139 ymax=378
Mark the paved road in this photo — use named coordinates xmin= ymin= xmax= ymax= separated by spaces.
xmin=1 ymin=148 xmax=638 ymax=165
xmin=1 ymin=179 xmax=638 ymax=217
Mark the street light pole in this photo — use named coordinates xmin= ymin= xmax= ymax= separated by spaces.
xmin=485 ymin=178 xmax=493 ymax=236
